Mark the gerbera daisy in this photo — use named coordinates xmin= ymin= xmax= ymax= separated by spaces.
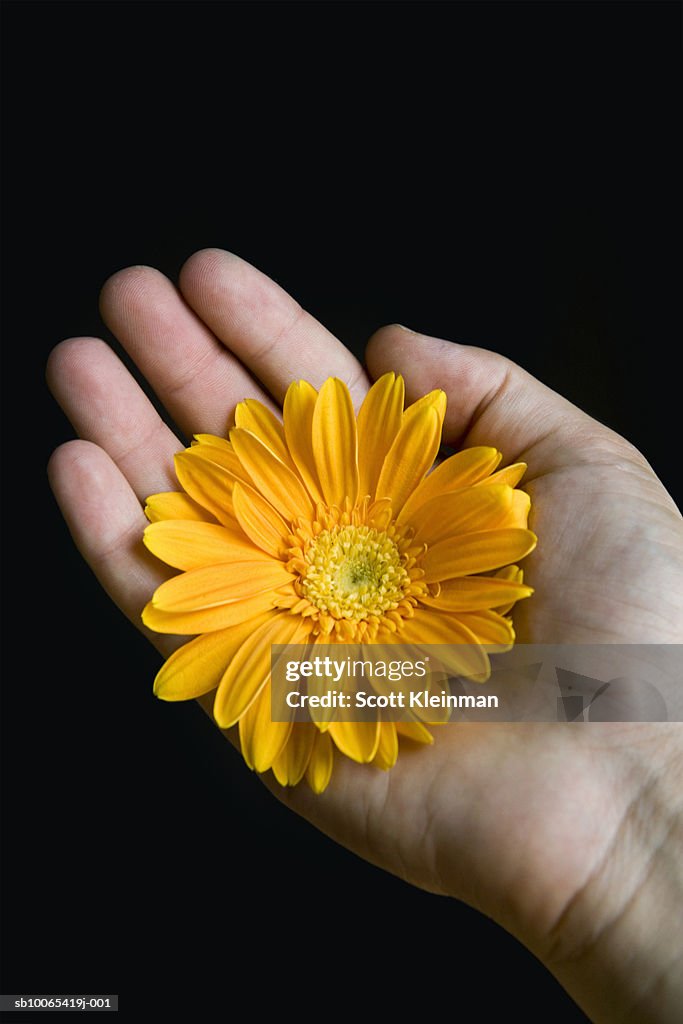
xmin=142 ymin=374 xmax=536 ymax=792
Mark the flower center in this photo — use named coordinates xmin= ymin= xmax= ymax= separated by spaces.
xmin=302 ymin=525 xmax=409 ymax=620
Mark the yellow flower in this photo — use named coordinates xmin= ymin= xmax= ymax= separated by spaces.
xmin=142 ymin=374 xmax=536 ymax=792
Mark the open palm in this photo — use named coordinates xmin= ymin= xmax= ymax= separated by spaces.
xmin=48 ymin=250 xmax=683 ymax=1021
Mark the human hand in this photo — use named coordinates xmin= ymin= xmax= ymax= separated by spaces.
xmin=47 ymin=250 xmax=683 ymax=1023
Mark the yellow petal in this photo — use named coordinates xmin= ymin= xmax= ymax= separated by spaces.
xmin=185 ymin=440 xmax=253 ymax=484
xmin=272 ymin=724 xmax=316 ymax=787
xmin=213 ymin=612 xmax=311 ymax=728
xmin=192 ymin=433 xmax=231 ymax=450
xmin=151 ymin=560 xmax=293 ymax=612
xmin=357 ymin=373 xmax=404 ymax=500
xmin=143 ymin=520 xmax=269 ymax=571
xmin=328 ymin=720 xmax=381 ymax=763
xmin=410 ymin=485 xmax=514 ymax=547
xmin=422 ymin=529 xmax=537 ymax=581
xmin=491 ymin=565 xmax=527 ymax=615
xmin=419 ymin=575 xmax=533 ymax=611
xmin=495 ymin=565 xmax=524 ymax=583
xmin=507 ymin=489 xmax=531 ymax=528
xmin=376 ymin=406 xmax=441 ymax=513
xmin=372 ymin=721 xmax=399 ymax=770
xmin=398 ymin=609 xmax=491 ymax=681
xmin=457 ymin=610 xmax=515 ymax=647
xmin=142 ymin=589 xmax=283 ymax=634
xmin=283 ymin=380 xmax=323 ymax=504
xmin=476 ymin=462 xmax=527 ymax=488
xmin=402 ymin=388 xmax=446 ymax=426
xmin=312 ymin=378 xmax=359 ymax=507
xmin=152 ymin=612 xmax=275 ymax=700
xmin=174 ymin=451 xmax=237 ymax=527
xmin=230 ymin=427 xmax=313 ymax=520
xmin=398 ymin=447 xmax=502 ymax=524
xmin=305 ymin=730 xmax=334 ymax=793
xmin=145 ymin=491 xmax=216 ymax=524
xmin=239 ymin=682 xmax=293 ymax=772
xmin=232 ymin=482 xmax=290 ymax=557
xmin=234 ymin=399 xmax=295 ymax=469
xmin=396 ymin=721 xmax=434 ymax=744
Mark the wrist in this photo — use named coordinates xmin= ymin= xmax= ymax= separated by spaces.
xmin=537 ymin=725 xmax=683 ymax=1023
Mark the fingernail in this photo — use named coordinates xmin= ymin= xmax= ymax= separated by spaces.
xmin=394 ymin=323 xmax=417 ymax=334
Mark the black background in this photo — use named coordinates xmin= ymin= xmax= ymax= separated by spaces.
xmin=2 ymin=2 xmax=680 ymax=1020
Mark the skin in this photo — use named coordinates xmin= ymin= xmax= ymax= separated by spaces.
xmin=47 ymin=249 xmax=683 ymax=1023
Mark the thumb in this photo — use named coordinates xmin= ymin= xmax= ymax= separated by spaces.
xmin=365 ymin=326 xmax=637 ymax=475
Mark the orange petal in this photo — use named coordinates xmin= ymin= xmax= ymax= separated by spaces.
xmin=230 ymin=427 xmax=313 ymax=520
xmin=507 ymin=489 xmax=531 ymax=528
xmin=402 ymin=388 xmax=446 ymax=426
xmin=238 ymin=682 xmax=293 ymax=772
xmin=151 ymin=560 xmax=293 ymax=612
xmin=283 ymin=380 xmax=323 ymax=504
xmin=142 ymin=589 xmax=284 ymax=634
xmin=328 ymin=720 xmax=381 ymax=763
xmin=192 ymin=433 xmax=231 ymax=450
xmin=399 ymin=608 xmax=484 ymax=645
xmin=272 ymin=724 xmax=317 ymax=787
xmin=145 ymin=491 xmax=216 ymax=524
xmin=152 ymin=611 xmax=275 ymax=700
xmin=410 ymin=485 xmax=514 ymax=547
xmin=495 ymin=565 xmax=525 ymax=583
xmin=213 ymin=612 xmax=311 ymax=728
xmin=457 ymin=610 xmax=515 ymax=646
xmin=372 ymin=721 xmax=399 ymax=770
xmin=234 ymin=399 xmax=295 ymax=469
xmin=232 ymin=482 xmax=290 ymax=557
xmin=398 ymin=608 xmax=490 ymax=681
xmin=305 ymin=730 xmax=334 ymax=793
xmin=475 ymin=462 xmax=527 ymax=488
xmin=357 ymin=373 xmax=404 ymax=500
xmin=396 ymin=721 xmax=434 ymax=744
xmin=312 ymin=378 xmax=359 ymax=507
xmin=185 ymin=440 xmax=253 ymax=484
xmin=419 ymin=575 xmax=533 ymax=611
xmin=422 ymin=529 xmax=537 ymax=581
xmin=174 ymin=451 xmax=237 ymax=527
xmin=143 ymin=520 xmax=269 ymax=571
xmin=397 ymin=446 xmax=502 ymax=524
xmin=491 ymin=565 xmax=528 ymax=615
xmin=376 ymin=406 xmax=441 ymax=513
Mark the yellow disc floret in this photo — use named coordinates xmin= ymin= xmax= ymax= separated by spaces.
xmin=302 ymin=525 xmax=409 ymax=620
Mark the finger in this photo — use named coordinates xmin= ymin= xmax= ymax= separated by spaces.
xmin=99 ymin=265 xmax=273 ymax=436
xmin=47 ymin=337 xmax=181 ymax=500
xmin=47 ymin=440 xmax=179 ymax=657
xmin=178 ymin=249 xmax=368 ymax=405
xmin=366 ymin=326 xmax=640 ymax=476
